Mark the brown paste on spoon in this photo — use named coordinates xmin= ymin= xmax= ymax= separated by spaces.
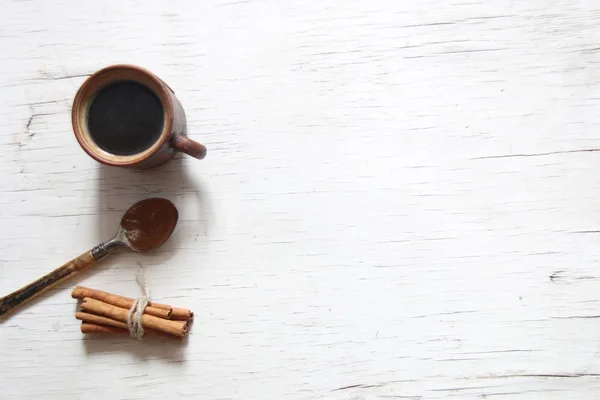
xmin=120 ymin=198 xmax=178 ymax=252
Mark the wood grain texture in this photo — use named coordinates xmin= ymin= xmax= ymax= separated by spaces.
xmin=1 ymin=0 xmax=600 ymax=398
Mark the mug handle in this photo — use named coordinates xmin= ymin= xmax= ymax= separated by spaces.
xmin=171 ymin=134 xmax=207 ymax=160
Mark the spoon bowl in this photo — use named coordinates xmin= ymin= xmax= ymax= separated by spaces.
xmin=121 ymin=197 xmax=179 ymax=252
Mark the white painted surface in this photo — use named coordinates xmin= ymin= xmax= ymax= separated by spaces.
xmin=1 ymin=0 xmax=600 ymax=398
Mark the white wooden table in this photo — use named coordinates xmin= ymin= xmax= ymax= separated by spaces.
xmin=2 ymin=0 xmax=600 ymax=398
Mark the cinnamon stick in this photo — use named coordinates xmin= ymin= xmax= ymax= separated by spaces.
xmin=127 ymin=301 xmax=192 ymax=321
xmin=80 ymin=297 xmax=188 ymax=337
xmin=76 ymin=311 xmax=128 ymax=330
xmin=78 ymin=317 xmax=178 ymax=339
xmin=171 ymin=308 xmax=194 ymax=321
xmin=72 ymin=286 xmax=172 ymax=319
xmin=81 ymin=323 xmax=128 ymax=335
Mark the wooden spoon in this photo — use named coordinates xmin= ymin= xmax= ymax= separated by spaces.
xmin=0 ymin=198 xmax=178 ymax=319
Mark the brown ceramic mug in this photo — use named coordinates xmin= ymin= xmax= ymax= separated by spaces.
xmin=72 ymin=64 xmax=206 ymax=169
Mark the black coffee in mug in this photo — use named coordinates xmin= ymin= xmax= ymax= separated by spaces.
xmin=87 ymin=81 xmax=164 ymax=156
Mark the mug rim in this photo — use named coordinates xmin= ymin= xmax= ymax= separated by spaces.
xmin=71 ymin=64 xmax=174 ymax=167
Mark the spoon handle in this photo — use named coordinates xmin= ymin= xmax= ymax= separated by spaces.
xmin=0 ymin=250 xmax=97 ymax=319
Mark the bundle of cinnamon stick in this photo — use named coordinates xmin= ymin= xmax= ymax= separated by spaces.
xmin=72 ymin=286 xmax=193 ymax=339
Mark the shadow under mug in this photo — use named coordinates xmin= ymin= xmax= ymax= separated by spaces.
xmin=72 ymin=64 xmax=207 ymax=169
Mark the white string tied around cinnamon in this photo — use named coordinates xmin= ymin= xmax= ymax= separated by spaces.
xmin=126 ymin=266 xmax=150 ymax=339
